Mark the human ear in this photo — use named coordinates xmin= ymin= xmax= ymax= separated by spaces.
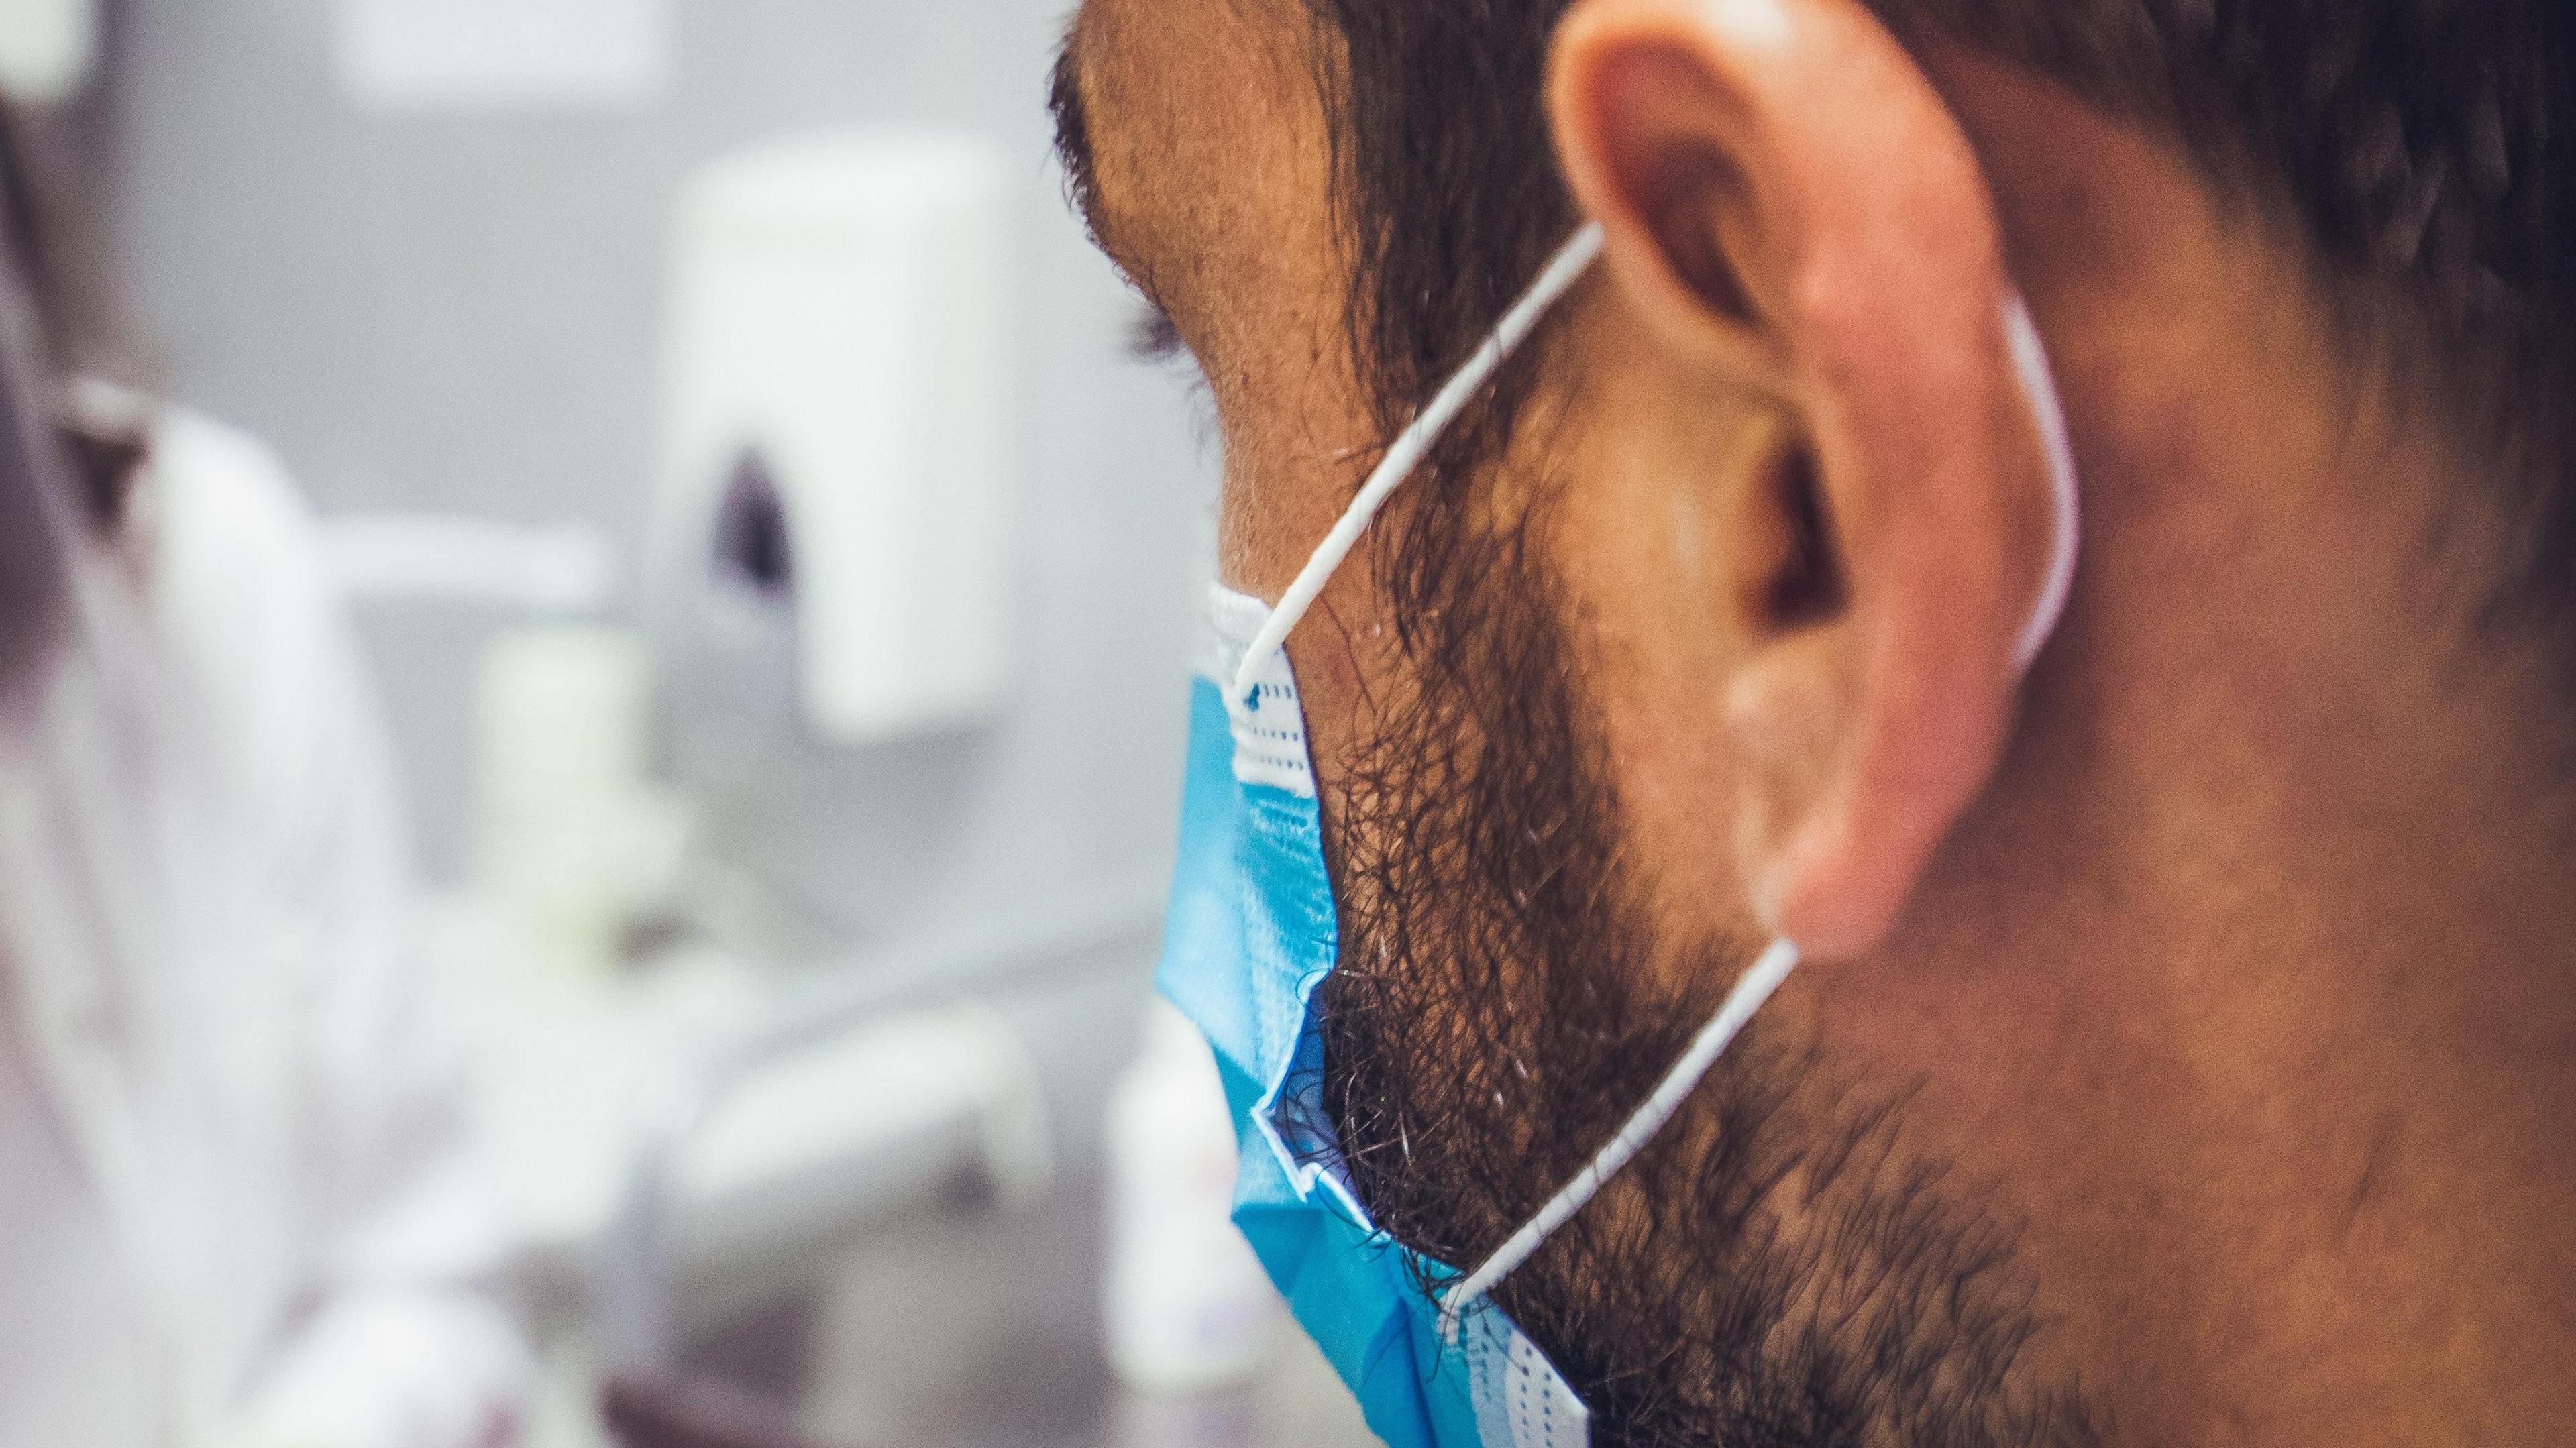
xmin=1548 ymin=0 xmax=2078 ymax=960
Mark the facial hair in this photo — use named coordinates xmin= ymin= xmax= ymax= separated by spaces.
xmin=1312 ymin=483 xmax=2111 ymax=1448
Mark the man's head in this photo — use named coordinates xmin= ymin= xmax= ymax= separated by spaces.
xmin=1056 ymin=1 xmax=2576 ymax=1441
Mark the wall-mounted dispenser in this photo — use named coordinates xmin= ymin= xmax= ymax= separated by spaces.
xmin=653 ymin=132 xmax=1014 ymax=747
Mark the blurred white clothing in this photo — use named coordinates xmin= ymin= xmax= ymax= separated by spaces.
xmin=0 ymin=412 xmax=530 ymax=1448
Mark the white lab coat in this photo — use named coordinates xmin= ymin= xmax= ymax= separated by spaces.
xmin=0 ymin=412 xmax=529 ymax=1448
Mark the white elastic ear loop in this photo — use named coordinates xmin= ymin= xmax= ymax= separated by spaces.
xmin=1250 ymin=252 xmax=2073 ymax=1335
xmin=2004 ymin=295 xmax=2080 ymax=669
xmin=1232 ymin=237 xmax=2076 ymax=698
xmin=1228 ymin=223 xmax=1608 ymax=704
xmin=1436 ymin=937 xmax=1801 ymax=1340
xmin=1442 ymin=301 xmax=2081 ymax=1329
xmin=1432 ymin=304 xmax=2079 ymax=1337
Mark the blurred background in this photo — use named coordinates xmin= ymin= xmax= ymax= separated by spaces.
xmin=1 ymin=1 xmax=1370 ymax=1443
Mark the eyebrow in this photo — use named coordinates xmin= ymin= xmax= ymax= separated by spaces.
xmin=1047 ymin=23 xmax=1110 ymax=252
xmin=1047 ymin=10 xmax=1180 ymax=356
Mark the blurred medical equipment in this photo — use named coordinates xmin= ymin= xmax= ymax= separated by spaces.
xmin=476 ymin=626 xmax=688 ymax=977
xmin=323 ymin=513 xmax=620 ymax=615
xmin=580 ymin=881 xmax=1160 ymax=1445
xmin=0 ymin=0 xmax=95 ymax=103
xmin=651 ymin=131 xmax=1015 ymax=749
xmin=0 ymin=272 xmax=528 ymax=1447
xmin=1102 ymin=1001 xmax=1281 ymax=1394
xmin=309 ymin=133 xmax=1083 ymax=1431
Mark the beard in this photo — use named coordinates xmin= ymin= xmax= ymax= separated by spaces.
xmin=1312 ymin=487 xmax=2109 ymax=1448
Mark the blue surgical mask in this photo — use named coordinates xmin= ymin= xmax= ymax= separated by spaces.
xmin=1155 ymin=223 xmax=2080 ymax=1448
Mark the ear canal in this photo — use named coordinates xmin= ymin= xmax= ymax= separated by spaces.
xmin=1752 ymin=441 xmax=1845 ymax=635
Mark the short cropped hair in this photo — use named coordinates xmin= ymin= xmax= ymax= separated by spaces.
xmin=1307 ymin=1 xmax=2576 ymax=663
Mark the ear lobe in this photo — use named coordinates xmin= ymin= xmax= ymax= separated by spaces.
xmin=1549 ymin=0 xmax=2078 ymax=961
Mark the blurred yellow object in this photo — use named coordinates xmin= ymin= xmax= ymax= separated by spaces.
xmin=475 ymin=625 xmax=689 ymax=977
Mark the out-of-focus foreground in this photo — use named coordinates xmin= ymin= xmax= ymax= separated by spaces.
xmin=0 ymin=2 xmax=1367 ymax=1444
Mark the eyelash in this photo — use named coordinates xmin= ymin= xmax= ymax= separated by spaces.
xmin=1128 ymin=301 xmax=1186 ymax=363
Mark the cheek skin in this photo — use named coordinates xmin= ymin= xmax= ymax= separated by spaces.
xmin=1198 ymin=242 xmax=1404 ymax=795
xmin=1215 ymin=372 xmax=1394 ymax=797
xmin=1552 ymin=354 xmax=1782 ymax=963
xmin=1083 ymin=0 xmax=1373 ymax=630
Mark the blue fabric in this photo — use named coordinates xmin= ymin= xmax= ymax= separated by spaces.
xmin=1158 ymin=677 xmax=1488 ymax=1448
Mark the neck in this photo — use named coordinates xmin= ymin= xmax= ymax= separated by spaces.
xmin=1902 ymin=58 xmax=2576 ymax=1442
xmin=2010 ymin=539 xmax=2576 ymax=1438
